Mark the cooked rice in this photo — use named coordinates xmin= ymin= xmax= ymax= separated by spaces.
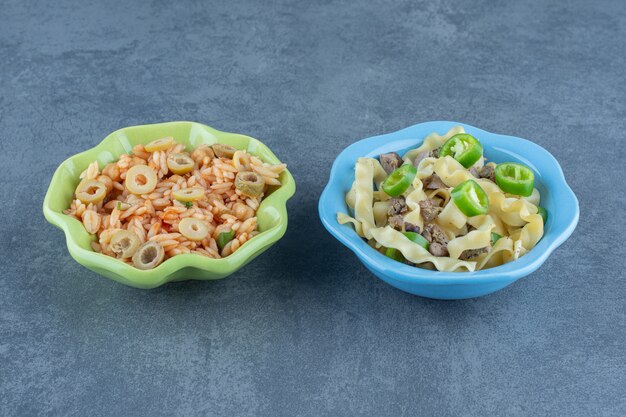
xmin=64 ymin=138 xmax=286 ymax=267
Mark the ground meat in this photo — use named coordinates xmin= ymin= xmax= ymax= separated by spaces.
xmin=406 ymin=221 xmax=449 ymax=257
xmin=387 ymin=196 xmax=407 ymax=216
xmin=429 ymin=242 xmax=449 ymax=257
xmin=388 ymin=215 xmax=404 ymax=231
xmin=379 ymin=152 xmax=403 ymax=174
xmin=419 ymin=199 xmax=442 ymax=222
xmin=422 ymin=223 xmax=448 ymax=245
xmin=469 ymin=167 xmax=480 ymax=177
xmin=479 ymin=165 xmax=496 ymax=182
xmin=404 ymin=222 xmax=421 ymax=233
xmin=459 ymin=246 xmax=490 ymax=260
xmin=422 ymin=173 xmax=447 ymax=190
xmin=413 ymin=148 xmax=440 ymax=167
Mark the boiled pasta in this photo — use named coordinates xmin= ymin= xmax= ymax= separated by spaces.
xmin=65 ymin=137 xmax=286 ymax=270
xmin=338 ymin=126 xmax=545 ymax=272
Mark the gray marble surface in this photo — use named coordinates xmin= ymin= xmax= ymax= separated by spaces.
xmin=1 ymin=0 xmax=624 ymax=415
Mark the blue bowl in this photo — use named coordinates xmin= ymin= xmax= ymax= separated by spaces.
xmin=318 ymin=121 xmax=579 ymax=299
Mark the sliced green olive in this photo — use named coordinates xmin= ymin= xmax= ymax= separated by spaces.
xmin=235 ymin=171 xmax=265 ymax=198
xmin=132 ymin=241 xmax=165 ymax=270
xmin=110 ymin=230 xmax=141 ymax=258
xmin=144 ymin=136 xmax=174 ymax=152
xmin=217 ymin=230 xmax=236 ymax=250
xmin=179 ymin=218 xmax=209 ymax=241
xmin=172 ymin=188 xmax=205 ymax=202
xmin=125 ymin=165 xmax=158 ymax=195
xmin=166 ymin=153 xmax=195 ymax=175
xmin=212 ymin=143 xmax=237 ymax=158
xmin=75 ymin=179 xmax=107 ymax=204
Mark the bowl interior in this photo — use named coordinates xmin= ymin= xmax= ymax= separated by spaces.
xmin=333 ymin=129 xmax=551 ymax=245
xmin=44 ymin=121 xmax=295 ymax=285
xmin=320 ymin=121 xmax=578 ymax=284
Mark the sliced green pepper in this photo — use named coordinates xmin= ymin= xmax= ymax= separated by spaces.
xmin=537 ymin=206 xmax=548 ymax=224
xmin=495 ymin=162 xmax=534 ymax=197
xmin=382 ymin=164 xmax=417 ymax=197
xmin=451 ymin=179 xmax=490 ymax=217
xmin=385 ymin=247 xmax=404 ymax=262
xmin=217 ymin=230 xmax=236 ymax=250
xmin=402 ymin=231 xmax=430 ymax=251
xmin=439 ymin=133 xmax=483 ymax=168
xmin=491 ymin=232 xmax=502 ymax=245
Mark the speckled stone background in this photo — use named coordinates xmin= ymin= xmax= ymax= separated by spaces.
xmin=1 ymin=0 xmax=624 ymax=416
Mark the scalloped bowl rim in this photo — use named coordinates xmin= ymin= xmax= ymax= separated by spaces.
xmin=43 ymin=121 xmax=296 ymax=287
xmin=318 ymin=121 xmax=579 ymax=286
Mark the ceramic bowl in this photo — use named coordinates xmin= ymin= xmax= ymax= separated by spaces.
xmin=43 ymin=121 xmax=296 ymax=289
xmin=318 ymin=121 xmax=578 ymax=299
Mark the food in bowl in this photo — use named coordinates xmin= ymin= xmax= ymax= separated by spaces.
xmin=64 ymin=136 xmax=286 ymax=269
xmin=337 ymin=126 xmax=546 ymax=272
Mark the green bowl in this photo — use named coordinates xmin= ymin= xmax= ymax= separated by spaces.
xmin=43 ymin=121 xmax=296 ymax=289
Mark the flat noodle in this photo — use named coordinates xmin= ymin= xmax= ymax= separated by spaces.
xmin=478 ymin=236 xmax=514 ymax=269
xmin=502 ymin=239 xmax=526 ymax=264
xmin=370 ymin=226 xmax=476 ymax=272
xmin=491 ymin=193 xmax=533 ymax=227
xmin=438 ymin=200 xmax=467 ymax=229
xmin=403 ymin=175 xmax=427 ymax=229
xmin=468 ymin=212 xmax=506 ymax=236
xmin=373 ymin=201 xmax=391 ymax=227
xmin=371 ymin=158 xmax=389 ymax=186
xmin=447 ymin=223 xmax=494 ymax=259
xmin=426 ymin=188 xmax=450 ymax=206
xmin=337 ymin=212 xmax=364 ymax=237
xmin=442 ymin=223 xmax=467 ymax=240
xmin=373 ymin=190 xmax=391 ymax=202
xmin=353 ymin=158 xmax=377 ymax=238
xmin=345 ymin=182 xmax=357 ymax=209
